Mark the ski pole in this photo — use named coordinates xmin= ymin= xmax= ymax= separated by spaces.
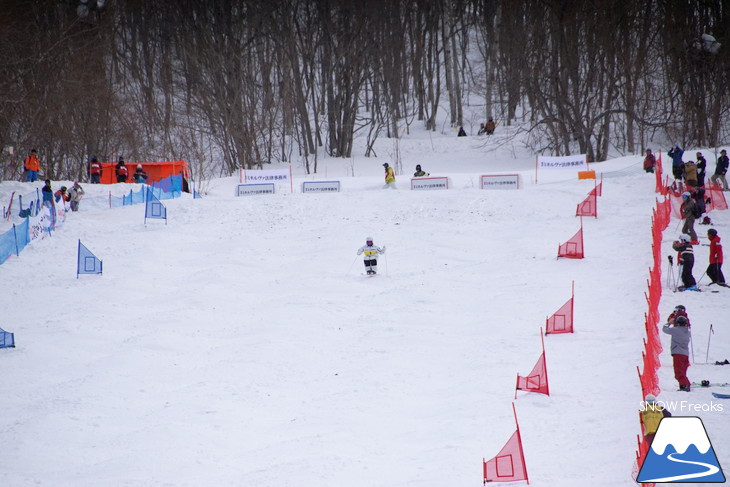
xmin=667 ymin=256 xmax=673 ymax=288
xmin=706 ymin=324 xmax=714 ymax=364
xmin=345 ymin=255 xmax=358 ymax=276
xmin=675 ymin=264 xmax=682 ymax=292
xmin=697 ymin=270 xmax=707 ymax=285
xmin=690 ymin=327 xmax=696 ymax=364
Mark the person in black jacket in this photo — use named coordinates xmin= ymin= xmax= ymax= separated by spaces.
xmin=672 ymin=234 xmax=697 ymax=291
xmin=413 ymin=165 xmax=429 ymax=177
xmin=710 ymin=149 xmax=729 ymax=190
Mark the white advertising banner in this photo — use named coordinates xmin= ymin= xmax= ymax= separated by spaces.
xmin=537 ymin=154 xmax=588 ymax=171
xmin=236 ymin=183 xmax=275 ymax=196
xmin=480 ymin=174 xmax=520 ymax=190
xmin=302 ymin=181 xmax=341 ymax=193
xmin=411 ymin=177 xmax=449 ymax=190
xmin=241 ymin=168 xmax=291 ymax=184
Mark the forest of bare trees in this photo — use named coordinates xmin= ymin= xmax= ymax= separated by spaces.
xmin=1 ymin=0 xmax=728 ymax=181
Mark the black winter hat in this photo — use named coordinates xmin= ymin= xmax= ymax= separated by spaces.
xmin=676 ymin=315 xmax=688 ymax=326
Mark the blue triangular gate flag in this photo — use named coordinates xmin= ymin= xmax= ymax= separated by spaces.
xmin=145 ymin=187 xmax=167 ymax=224
xmin=77 ymin=240 xmax=103 ymax=278
xmin=0 ymin=326 xmax=14 ymax=348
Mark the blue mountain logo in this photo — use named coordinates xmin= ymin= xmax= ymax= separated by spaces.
xmin=637 ymin=416 xmax=726 ymax=483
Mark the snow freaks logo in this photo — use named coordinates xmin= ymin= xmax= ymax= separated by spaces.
xmin=637 ymin=416 xmax=726 ymax=483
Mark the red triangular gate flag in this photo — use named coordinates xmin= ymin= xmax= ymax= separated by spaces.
xmin=483 ymin=404 xmax=529 ymax=484
xmin=546 ymin=281 xmax=574 ymax=334
xmin=575 ymin=192 xmax=597 ymax=218
xmin=515 ymin=329 xmax=549 ymax=397
xmin=557 ymin=221 xmax=584 ymax=259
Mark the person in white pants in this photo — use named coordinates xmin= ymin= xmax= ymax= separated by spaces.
xmin=357 ymin=237 xmax=386 ymax=275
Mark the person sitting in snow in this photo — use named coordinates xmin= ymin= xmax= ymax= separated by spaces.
xmin=357 ymin=237 xmax=386 ymax=275
xmin=663 ymin=314 xmax=692 ymax=391
xmin=413 ymin=164 xmax=429 ymax=177
xmin=457 ymin=126 xmax=467 ymax=137
xmin=672 ymin=234 xmax=697 ymax=291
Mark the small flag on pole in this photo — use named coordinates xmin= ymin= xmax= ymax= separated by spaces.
xmin=145 ymin=187 xmax=167 ymax=224
xmin=77 ymin=240 xmax=102 ymax=278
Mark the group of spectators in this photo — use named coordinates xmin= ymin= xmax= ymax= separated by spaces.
xmin=24 ymin=150 xmax=148 ymax=185
xmin=643 ymin=145 xmax=729 ymax=191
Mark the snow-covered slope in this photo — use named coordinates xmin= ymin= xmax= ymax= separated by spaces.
xmin=1 ymin=127 xmax=728 ymax=487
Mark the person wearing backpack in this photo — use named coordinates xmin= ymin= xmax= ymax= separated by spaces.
xmin=680 ymin=192 xmax=699 ymax=244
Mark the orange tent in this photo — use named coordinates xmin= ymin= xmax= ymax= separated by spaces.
xmin=97 ymin=160 xmax=189 ymax=185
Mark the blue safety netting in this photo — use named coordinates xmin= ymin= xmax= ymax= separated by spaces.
xmin=109 ymin=174 xmax=182 ymax=208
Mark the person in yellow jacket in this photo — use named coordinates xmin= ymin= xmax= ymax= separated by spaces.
xmin=24 ymin=149 xmax=41 ymax=182
xmin=383 ymin=162 xmax=396 ymax=189
xmin=357 ymin=237 xmax=386 ymax=275
xmin=639 ymin=394 xmax=671 ymax=446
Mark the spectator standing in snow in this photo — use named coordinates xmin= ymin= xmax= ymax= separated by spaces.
xmin=413 ymin=165 xmax=429 ymax=177
xmin=115 ymin=157 xmax=128 ymax=183
xmin=684 ymin=160 xmax=698 ymax=187
xmin=643 ymin=148 xmax=656 ymax=173
xmin=357 ymin=237 xmax=386 ymax=275
xmin=669 ymin=145 xmax=684 ymax=180
xmin=663 ymin=314 xmax=692 ymax=391
xmin=696 ymin=152 xmax=707 ymax=186
xmin=680 ymin=192 xmax=699 ymax=243
xmin=24 ymin=149 xmax=41 ymax=182
xmin=485 ymin=117 xmax=496 ymax=135
xmin=707 ymin=228 xmax=726 ymax=286
xmin=67 ymin=181 xmax=84 ymax=211
xmin=41 ymin=179 xmax=53 ymax=208
xmin=640 ymin=394 xmax=671 ymax=446
xmin=89 ymin=156 xmax=102 ymax=184
xmin=672 ymin=234 xmax=697 ymax=291
xmin=710 ymin=149 xmax=729 ymax=190
xmin=457 ymin=126 xmax=467 ymax=137
xmin=133 ymin=164 xmax=147 ymax=184
xmin=383 ymin=163 xmax=396 ymax=189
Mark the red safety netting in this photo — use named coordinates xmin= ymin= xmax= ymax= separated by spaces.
xmin=706 ymin=185 xmax=729 ymax=211
xmin=632 ymin=435 xmax=656 ymax=487
xmin=557 ymin=224 xmax=584 ymax=259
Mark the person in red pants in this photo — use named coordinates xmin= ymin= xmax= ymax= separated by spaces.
xmin=663 ymin=314 xmax=691 ymax=391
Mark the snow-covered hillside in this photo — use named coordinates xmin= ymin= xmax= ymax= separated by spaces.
xmin=1 ymin=127 xmax=728 ymax=487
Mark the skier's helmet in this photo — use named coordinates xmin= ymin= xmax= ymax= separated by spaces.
xmin=708 ymin=228 xmax=718 ymax=237
xmin=383 ymin=163 xmax=389 ymax=168
xmin=645 ymin=394 xmax=656 ymax=403
xmin=60 ymin=186 xmax=67 ymax=192
xmin=682 ymin=192 xmax=691 ymax=199
xmin=366 ymin=237 xmax=373 ymax=245
xmin=675 ymin=315 xmax=688 ymax=326
xmin=679 ymin=234 xmax=691 ymax=242
xmin=675 ymin=305 xmax=686 ymax=312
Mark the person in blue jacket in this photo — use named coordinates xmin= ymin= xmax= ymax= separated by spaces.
xmin=669 ymin=144 xmax=685 ymax=181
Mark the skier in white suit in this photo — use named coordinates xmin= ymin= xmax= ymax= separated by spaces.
xmin=357 ymin=237 xmax=386 ymax=275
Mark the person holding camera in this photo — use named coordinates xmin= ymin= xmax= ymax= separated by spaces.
xmin=663 ymin=313 xmax=692 ymax=391
xmin=672 ymin=234 xmax=698 ymax=291
xmin=669 ymin=144 xmax=685 ymax=180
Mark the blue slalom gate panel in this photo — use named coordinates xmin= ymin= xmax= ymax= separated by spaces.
xmin=77 ymin=240 xmax=103 ymax=278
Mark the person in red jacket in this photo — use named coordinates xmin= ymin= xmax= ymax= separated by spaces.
xmin=89 ymin=156 xmax=102 ymax=184
xmin=643 ymin=148 xmax=656 ymax=173
xmin=24 ymin=149 xmax=41 ymax=182
xmin=115 ymin=157 xmax=128 ymax=183
xmin=707 ymin=228 xmax=726 ymax=287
